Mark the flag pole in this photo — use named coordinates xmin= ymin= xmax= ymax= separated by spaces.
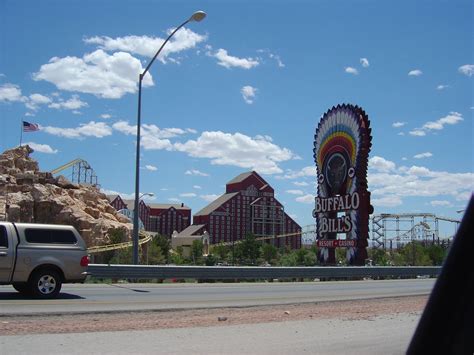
xmin=19 ymin=120 xmax=23 ymax=146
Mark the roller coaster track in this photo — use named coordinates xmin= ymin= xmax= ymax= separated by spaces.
xmin=51 ymin=158 xmax=99 ymax=186
xmin=212 ymin=226 xmax=316 ymax=247
xmin=87 ymin=232 xmax=154 ymax=254
xmin=371 ymin=213 xmax=460 ymax=249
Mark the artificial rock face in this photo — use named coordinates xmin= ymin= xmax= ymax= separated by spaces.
xmin=0 ymin=145 xmax=131 ymax=246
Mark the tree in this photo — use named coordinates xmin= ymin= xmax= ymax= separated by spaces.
xmin=102 ymin=228 xmax=126 ymax=264
xmin=170 ymin=247 xmax=186 ymax=265
xmin=205 ymin=254 xmax=217 ymax=266
xmin=368 ymin=248 xmax=391 ymax=266
xmin=426 ymin=244 xmax=447 ymax=266
xmin=153 ymin=234 xmax=171 ymax=263
xmin=235 ymin=233 xmax=261 ymax=265
xmin=109 ymin=246 xmax=132 ymax=264
xmin=146 ymin=243 xmax=166 ymax=265
xmin=191 ymin=239 xmax=204 ymax=265
xmin=303 ymin=250 xmax=317 ymax=266
xmin=212 ymin=244 xmax=231 ymax=262
xmin=261 ymin=243 xmax=278 ymax=264
xmin=396 ymin=242 xmax=431 ymax=266
xmin=279 ymin=251 xmax=298 ymax=266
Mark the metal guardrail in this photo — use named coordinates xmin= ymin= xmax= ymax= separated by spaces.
xmin=88 ymin=264 xmax=441 ymax=280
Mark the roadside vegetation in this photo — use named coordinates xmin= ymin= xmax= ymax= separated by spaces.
xmin=96 ymin=230 xmax=449 ymax=267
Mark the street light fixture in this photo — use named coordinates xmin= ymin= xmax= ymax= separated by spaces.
xmin=132 ymin=11 xmax=207 ymax=265
xmin=139 ymin=192 xmax=155 ymax=200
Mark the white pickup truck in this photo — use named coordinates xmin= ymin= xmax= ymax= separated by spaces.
xmin=0 ymin=222 xmax=89 ymax=298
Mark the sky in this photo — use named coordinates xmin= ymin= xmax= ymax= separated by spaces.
xmin=0 ymin=0 xmax=472 ymax=237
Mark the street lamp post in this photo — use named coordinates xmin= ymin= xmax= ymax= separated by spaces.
xmin=132 ymin=11 xmax=206 ymax=265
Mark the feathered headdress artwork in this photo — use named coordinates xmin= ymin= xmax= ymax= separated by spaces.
xmin=313 ymin=104 xmax=372 ymax=264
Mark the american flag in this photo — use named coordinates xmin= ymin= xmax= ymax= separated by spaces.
xmin=23 ymin=121 xmax=40 ymax=132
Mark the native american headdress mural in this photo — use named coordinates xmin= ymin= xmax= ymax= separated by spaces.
xmin=313 ymin=104 xmax=372 ymax=265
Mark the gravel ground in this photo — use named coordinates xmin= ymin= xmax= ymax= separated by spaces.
xmin=0 ymin=295 xmax=427 ymax=336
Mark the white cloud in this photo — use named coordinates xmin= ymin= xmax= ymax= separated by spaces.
xmin=25 ymin=93 xmax=52 ymax=110
xmin=209 ymin=49 xmax=259 ymax=69
xmin=458 ymin=64 xmax=474 ymax=77
xmin=42 ymin=121 xmax=112 ymax=139
xmin=368 ymin=159 xmax=474 ymax=205
xmin=168 ymin=197 xmax=180 ymax=202
xmin=145 ymin=165 xmax=157 ymax=171
xmin=101 ymin=114 xmax=112 ymax=119
xmin=48 ymin=95 xmax=88 ymax=110
xmin=277 ymin=166 xmax=316 ymax=180
xmin=286 ymin=189 xmax=304 ymax=195
xmin=369 ymin=156 xmax=396 ymax=172
xmin=372 ymin=195 xmax=403 ymax=207
xmin=257 ymin=49 xmax=285 ymax=68
xmin=455 ymin=191 xmax=472 ymax=202
xmin=295 ymin=194 xmax=314 ymax=204
xmin=185 ymin=169 xmax=209 ymax=177
xmin=409 ymin=112 xmax=464 ymax=137
xmin=270 ymin=54 xmax=285 ymax=68
xmin=293 ymin=181 xmax=309 ymax=187
xmin=406 ymin=166 xmax=432 ymax=177
xmin=25 ymin=142 xmax=58 ymax=154
xmin=360 ymin=58 xmax=369 ymax=67
xmin=33 ymin=50 xmax=153 ymax=99
xmin=345 ymin=67 xmax=359 ymax=75
xmin=436 ymin=84 xmax=449 ymax=90
xmin=409 ymin=129 xmax=426 ymax=136
xmin=84 ymin=29 xmax=206 ymax=63
xmin=112 ymin=121 xmax=191 ymax=150
xmin=422 ymin=112 xmax=463 ymax=131
xmin=193 ymin=185 xmax=202 ymax=189
xmin=180 ymin=192 xmax=197 ymax=198
xmin=392 ymin=121 xmax=406 ymax=128
xmin=413 ymin=152 xmax=433 ymax=159
xmin=241 ymin=85 xmax=257 ymax=104
xmin=408 ymin=69 xmax=423 ymax=76
xmin=174 ymin=131 xmax=296 ymax=174
xmin=29 ymin=93 xmax=52 ymax=105
xmin=0 ymin=83 xmax=25 ymax=102
xmin=200 ymin=194 xmax=219 ymax=202
xmin=430 ymin=200 xmax=453 ymax=207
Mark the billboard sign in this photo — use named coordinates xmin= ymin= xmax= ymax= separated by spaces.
xmin=313 ymin=104 xmax=372 ymax=265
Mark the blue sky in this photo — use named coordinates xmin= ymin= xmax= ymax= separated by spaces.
xmin=1 ymin=0 xmax=472 ymax=236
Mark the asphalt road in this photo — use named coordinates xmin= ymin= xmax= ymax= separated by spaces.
xmin=0 ymin=279 xmax=435 ymax=316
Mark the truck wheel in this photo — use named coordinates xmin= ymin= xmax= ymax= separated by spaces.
xmin=29 ymin=269 xmax=62 ymax=299
xmin=12 ymin=283 xmax=31 ymax=295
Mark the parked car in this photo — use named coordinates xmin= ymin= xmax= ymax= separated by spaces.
xmin=0 ymin=222 xmax=89 ymax=298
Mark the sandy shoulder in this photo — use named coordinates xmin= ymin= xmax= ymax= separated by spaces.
xmin=0 ymin=295 xmax=427 ymax=336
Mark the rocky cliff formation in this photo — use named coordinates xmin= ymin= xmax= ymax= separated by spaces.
xmin=0 ymin=145 xmax=131 ymax=246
